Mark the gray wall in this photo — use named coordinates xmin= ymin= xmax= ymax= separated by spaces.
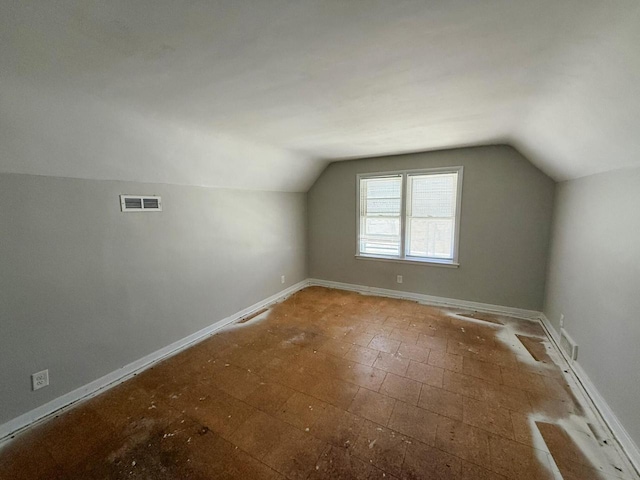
xmin=0 ymin=173 xmax=307 ymax=425
xmin=544 ymin=167 xmax=640 ymax=446
xmin=308 ymin=145 xmax=555 ymax=311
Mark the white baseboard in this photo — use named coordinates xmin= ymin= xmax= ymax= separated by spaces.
xmin=539 ymin=314 xmax=640 ymax=475
xmin=538 ymin=313 xmax=561 ymax=344
xmin=308 ymin=278 xmax=542 ymax=320
xmin=0 ymin=280 xmax=310 ymax=444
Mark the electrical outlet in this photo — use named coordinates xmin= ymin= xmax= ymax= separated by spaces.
xmin=396 ymin=275 xmax=403 ymax=284
xmin=559 ymin=314 xmax=564 ymax=328
xmin=32 ymin=369 xmax=49 ymax=391
xmin=280 ymin=275 xmax=285 ymax=284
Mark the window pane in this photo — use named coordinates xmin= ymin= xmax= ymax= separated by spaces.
xmin=366 ymin=217 xmax=400 ymax=236
xmin=366 ymin=197 xmax=401 ymax=215
xmin=407 ymin=172 xmax=458 ymax=259
xmin=360 ymin=218 xmax=401 ymax=256
xmin=360 ymin=176 xmax=402 ymax=216
xmin=409 ymin=173 xmax=457 ymax=218
xmin=360 ymin=176 xmax=402 ymax=256
xmin=407 ymin=218 xmax=453 ymax=258
xmin=364 ymin=177 xmax=402 ymax=199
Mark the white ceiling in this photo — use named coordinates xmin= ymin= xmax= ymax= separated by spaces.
xmin=1 ymin=0 xmax=639 ymax=192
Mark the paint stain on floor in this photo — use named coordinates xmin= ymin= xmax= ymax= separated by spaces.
xmin=516 ymin=335 xmax=554 ymax=364
xmin=455 ymin=311 xmax=505 ymax=326
xmin=0 ymin=287 xmax=636 ymax=480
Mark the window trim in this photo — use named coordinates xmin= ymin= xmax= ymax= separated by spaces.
xmin=355 ymin=166 xmax=464 ymax=266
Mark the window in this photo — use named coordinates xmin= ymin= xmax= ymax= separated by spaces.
xmin=357 ymin=167 xmax=463 ymax=265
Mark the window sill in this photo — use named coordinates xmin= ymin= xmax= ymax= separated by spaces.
xmin=355 ymin=255 xmax=459 ymax=268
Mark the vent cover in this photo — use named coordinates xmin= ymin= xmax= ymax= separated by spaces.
xmin=560 ymin=328 xmax=579 ymax=361
xmin=120 ymin=195 xmax=162 ymax=212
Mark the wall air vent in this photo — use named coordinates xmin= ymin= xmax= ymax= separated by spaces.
xmin=120 ymin=195 xmax=162 ymax=212
xmin=560 ymin=328 xmax=579 ymax=361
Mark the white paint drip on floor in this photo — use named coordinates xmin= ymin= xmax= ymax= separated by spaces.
xmin=443 ymin=308 xmax=637 ymax=479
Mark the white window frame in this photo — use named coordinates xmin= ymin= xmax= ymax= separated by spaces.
xmin=356 ymin=166 xmax=463 ymax=267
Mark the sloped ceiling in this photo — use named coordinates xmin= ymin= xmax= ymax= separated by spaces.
xmin=1 ymin=0 xmax=638 ymax=192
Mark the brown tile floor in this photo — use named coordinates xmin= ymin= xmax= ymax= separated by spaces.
xmin=0 ymin=287 xmax=636 ymax=480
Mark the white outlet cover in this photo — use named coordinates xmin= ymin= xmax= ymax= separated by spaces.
xmin=397 ymin=275 xmax=403 ymax=284
xmin=32 ymin=369 xmax=49 ymax=391
xmin=281 ymin=275 xmax=285 ymax=284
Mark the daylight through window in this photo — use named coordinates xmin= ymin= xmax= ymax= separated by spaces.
xmin=357 ymin=167 xmax=463 ymax=264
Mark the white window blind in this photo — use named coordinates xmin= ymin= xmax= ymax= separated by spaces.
xmin=359 ymin=175 xmax=402 ymax=256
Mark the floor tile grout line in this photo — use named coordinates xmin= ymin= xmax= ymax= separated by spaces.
xmin=175 ymin=379 xmax=330 ymax=480
xmin=221 ymin=330 xmax=558 ymax=450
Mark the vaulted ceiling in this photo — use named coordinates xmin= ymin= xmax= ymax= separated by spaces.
xmin=1 ymin=0 xmax=639 ymax=192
